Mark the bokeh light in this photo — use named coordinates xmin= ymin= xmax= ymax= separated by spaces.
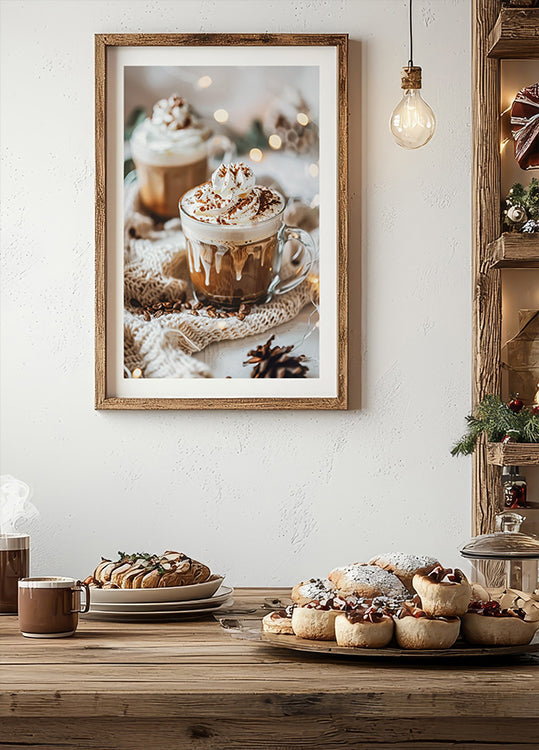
xmin=132 ymin=368 xmax=143 ymax=379
xmin=297 ymin=112 xmax=310 ymax=126
xmin=268 ymin=134 xmax=282 ymax=150
xmin=249 ymin=148 xmax=263 ymax=162
xmin=213 ymin=109 xmax=229 ymax=123
xmin=308 ymin=163 xmax=319 ymax=178
xmin=198 ymin=75 xmax=212 ymax=88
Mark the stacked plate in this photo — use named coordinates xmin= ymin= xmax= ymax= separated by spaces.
xmin=84 ymin=576 xmax=234 ymax=622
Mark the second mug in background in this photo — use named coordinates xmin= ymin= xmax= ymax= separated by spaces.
xmin=130 ymin=94 xmax=234 ymax=219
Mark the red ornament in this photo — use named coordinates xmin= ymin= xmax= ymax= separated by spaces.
xmin=508 ymin=395 xmax=524 ymax=413
xmin=533 ymin=404 xmax=539 ymax=415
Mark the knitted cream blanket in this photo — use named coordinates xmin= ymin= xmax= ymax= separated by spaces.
xmin=123 ymin=181 xmax=318 ymax=378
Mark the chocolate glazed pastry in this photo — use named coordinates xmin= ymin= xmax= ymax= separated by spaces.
xmin=334 ymin=604 xmax=394 ymax=648
xmin=86 ymin=551 xmax=211 ymax=589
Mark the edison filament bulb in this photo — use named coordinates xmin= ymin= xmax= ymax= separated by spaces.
xmin=390 ymin=66 xmax=436 ymax=150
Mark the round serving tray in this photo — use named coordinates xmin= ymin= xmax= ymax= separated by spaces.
xmin=260 ymin=631 xmax=539 ymax=659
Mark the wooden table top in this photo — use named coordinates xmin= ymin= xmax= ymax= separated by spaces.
xmin=2 ymin=587 xmax=539 ymax=723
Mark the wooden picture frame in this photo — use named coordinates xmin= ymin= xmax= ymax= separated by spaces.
xmin=95 ymin=33 xmax=348 ymax=409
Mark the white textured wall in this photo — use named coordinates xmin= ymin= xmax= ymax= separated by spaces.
xmin=0 ymin=0 xmax=472 ymax=584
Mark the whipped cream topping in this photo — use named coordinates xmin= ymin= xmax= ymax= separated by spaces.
xmin=181 ymin=162 xmax=284 ymax=226
xmin=152 ymin=95 xmax=192 ymax=131
xmin=130 ymin=94 xmax=209 ymax=166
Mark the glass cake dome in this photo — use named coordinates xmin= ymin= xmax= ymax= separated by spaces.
xmin=460 ymin=513 xmax=539 ymax=592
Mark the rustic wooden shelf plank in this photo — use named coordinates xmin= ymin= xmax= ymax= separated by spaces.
xmin=487 ymin=442 xmax=539 ymax=466
xmin=487 ymin=234 xmax=539 ymax=268
xmin=488 ymin=9 xmax=539 ymax=58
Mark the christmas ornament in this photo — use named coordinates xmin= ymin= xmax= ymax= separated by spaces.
xmin=508 ymin=395 xmax=525 ymax=413
xmin=243 ymin=335 xmax=308 ymax=379
xmin=510 ymin=83 xmax=539 ymax=171
xmin=503 ymin=178 xmax=539 ymax=232
xmin=389 ymin=0 xmax=436 ymax=150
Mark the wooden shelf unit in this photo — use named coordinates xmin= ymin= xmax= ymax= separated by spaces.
xmin=487 ymin=233 xmax=539 ymax=268
xmin=487 ymin=442 xmax=539 ymax=467
xmin=488 ymin=8 xmax=539 ymax=58
xmin=472 ymin=1 xmax=539 ymax=537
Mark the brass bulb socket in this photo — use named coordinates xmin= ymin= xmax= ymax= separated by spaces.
xmin=401 ymin=66 xmax=422 ymax=90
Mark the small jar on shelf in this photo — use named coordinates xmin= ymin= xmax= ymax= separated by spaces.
xmin=502 ymin=465 xmax=527 ymax=509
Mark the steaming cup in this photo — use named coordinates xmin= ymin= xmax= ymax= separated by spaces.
xmin=180 ymin=199 xmax=315 ymax=309
xmin=0 ymin=534 xmax=29 ymax=614
xmin=18 ymin=577 xmax=90 ymax=638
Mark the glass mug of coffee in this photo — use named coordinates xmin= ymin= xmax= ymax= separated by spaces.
xmin=0 ymin=533 xmax=30 ymax=614
xmin=180 ymin=162 xmax=315 ymax=309
xmin=18 ymin=577 xmax=90 ymax=638
xmin=130 ymin=94 xmax=234 ymax=220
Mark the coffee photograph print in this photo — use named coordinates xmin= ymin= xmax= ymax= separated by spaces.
xmin=95 ymin=34 xmax=348 ymax=410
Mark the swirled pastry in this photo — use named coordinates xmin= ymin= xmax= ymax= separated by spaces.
xmin=86 ymin=551 xmax=212 ymax=589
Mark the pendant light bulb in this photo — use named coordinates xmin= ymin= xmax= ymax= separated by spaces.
xmin=390 ymin=0 xmax=436 ymax=150
xmin=390 ymin=67 xmax=436 ymax=149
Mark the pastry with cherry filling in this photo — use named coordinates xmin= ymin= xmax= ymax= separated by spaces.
xmin=291 ymin=594 xmax=358 ymax=641
xmin=328 ymin=564 xmax=408 ymax=601
xmin=335 ymin=603 xmax=394 ymax=648
xmin=291 ymin=578 xmax=335 ymax=607
xmin=368 ymin=552 xmax=440 ymax=592
xmin=394 ymin=602 xmax=460 ymax=649
xmin=262 ymin=605 xmax=295 ymax=635
xmin=412 ymin=566 xmax=472 ymax=617
xmin=462 ymin=600 xmax=539 ymax=646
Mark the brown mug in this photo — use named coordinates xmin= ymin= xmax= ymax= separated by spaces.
xmin=18 ymin=577 xmax=90 ymax=638
xmin=0 ymin=534 xmax=30 ymax=614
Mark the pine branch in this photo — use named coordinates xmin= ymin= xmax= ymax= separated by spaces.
xmin=451 ymin=395 xmax=539 ymax=456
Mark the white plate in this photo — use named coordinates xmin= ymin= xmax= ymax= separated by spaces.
xmin=89 ymin=576 xmax=225 ymax=604
xmin=89 ymin=586 xmax=233 ymax=612
xmin=83 ymin=598 xmax=234 ymax=622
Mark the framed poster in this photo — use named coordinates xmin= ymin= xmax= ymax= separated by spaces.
xmin=95 ymin=33 xmax=348 ymax=409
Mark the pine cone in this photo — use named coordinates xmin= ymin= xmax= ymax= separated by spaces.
xmin=244 ymin=335 xmax=308 ymax=378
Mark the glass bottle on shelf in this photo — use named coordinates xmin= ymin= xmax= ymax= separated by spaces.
xmin=502 ymin=465 xmax=527 ymax=509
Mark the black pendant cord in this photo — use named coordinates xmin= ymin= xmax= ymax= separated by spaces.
xmin=408 ymin=0 xmax=414 ymax=67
